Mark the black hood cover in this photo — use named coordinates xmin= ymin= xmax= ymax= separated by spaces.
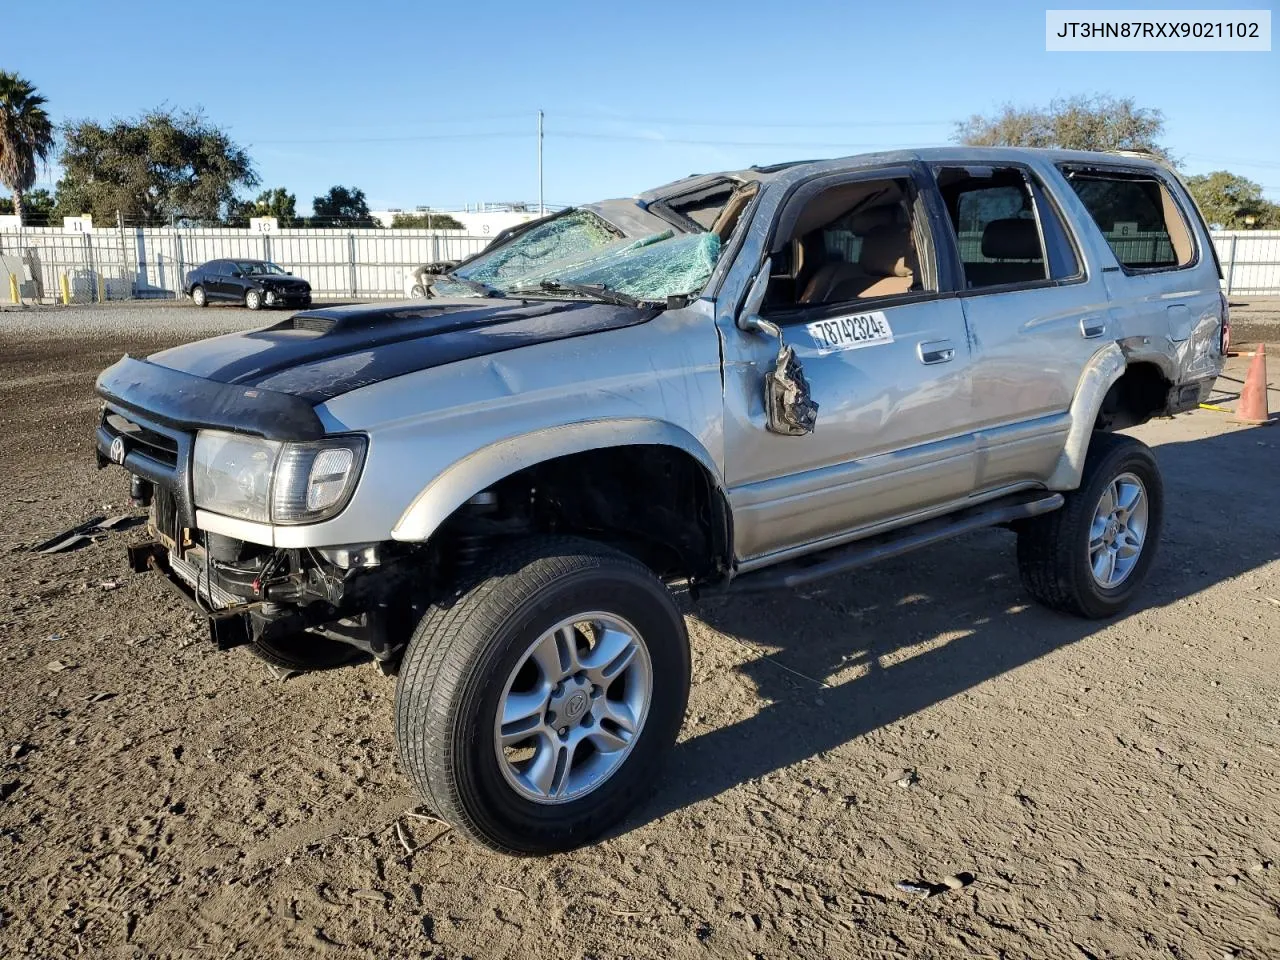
xmin=147 ymin=298 xmax=658 ymax=403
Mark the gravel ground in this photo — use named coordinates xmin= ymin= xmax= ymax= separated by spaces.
xmin=0 ymin=299 xmax=376 ymax=341
xmin=1 ymin=308 xmax=1278 ymax=959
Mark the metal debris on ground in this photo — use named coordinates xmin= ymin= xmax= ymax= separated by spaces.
xmin=895 ymin=872 xmax=975 ymax=898
xmin=32 ymin=515 xmax=141 ymax=555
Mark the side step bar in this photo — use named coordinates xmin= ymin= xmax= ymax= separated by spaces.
xmin=731 ymin=492 xmax=1065 ymax=593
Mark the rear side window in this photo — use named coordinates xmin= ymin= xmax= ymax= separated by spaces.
xmin=933 ymin=166 xmax=1080 ymax=290
xmin=1062 ymin=171 xmax=1195 ymax=271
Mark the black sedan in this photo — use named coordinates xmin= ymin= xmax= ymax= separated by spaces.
xmin=183 ymin=259 xmax=312 ymax=310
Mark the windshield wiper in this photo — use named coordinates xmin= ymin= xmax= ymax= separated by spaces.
xmin=510 ymin=280 xmax=641 ymax=308
xmin=430 ymin=275 xmax=500 ymax=298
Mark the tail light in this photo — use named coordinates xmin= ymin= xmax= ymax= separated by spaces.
xmin=1219 ymin=291 xmax=1231 ymax=356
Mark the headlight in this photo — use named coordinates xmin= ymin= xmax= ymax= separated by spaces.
xmin=193 ymin=431 xmax=279 ymax=522
xmin=193 ymin=430 xmax=367 ymax=525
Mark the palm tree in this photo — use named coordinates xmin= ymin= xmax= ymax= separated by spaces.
xmin=0 ymin=71 xmax=55 ymax=225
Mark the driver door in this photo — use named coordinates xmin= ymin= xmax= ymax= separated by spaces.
xmin=720 ymin=166 xmax=977 ymax=565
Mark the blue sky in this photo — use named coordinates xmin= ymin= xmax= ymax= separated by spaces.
xmin=11 ymin=0 xmax=1279 ymax=213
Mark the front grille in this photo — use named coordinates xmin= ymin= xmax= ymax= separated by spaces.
xmin=105 ymin=412 xmax=180 ymax=469
xmin=153 ymin=487 xmax=180 ymax=544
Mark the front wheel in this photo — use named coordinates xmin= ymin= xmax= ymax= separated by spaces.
xmin=244 ymin=288 xmax=262 ymax=310
xmin=250 ymin=630 xmax=360 ymax=671
xmin=394 ymin=537 xmax=690 ymax=855
xmin=191 ymin=285 xmax=207 ymax=308
xmin=1017 ymin=432 xmax=1164 ymax=618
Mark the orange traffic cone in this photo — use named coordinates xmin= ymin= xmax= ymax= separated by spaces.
xmin=1234 ymin=343 xmax=1272 ymax=425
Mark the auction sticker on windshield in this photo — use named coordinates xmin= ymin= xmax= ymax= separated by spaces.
xmin=806 ymin=311 xmax=894 ymax=353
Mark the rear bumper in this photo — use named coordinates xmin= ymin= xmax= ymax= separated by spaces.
xmin=1166 ymin=377 xmax=1216 ymax=415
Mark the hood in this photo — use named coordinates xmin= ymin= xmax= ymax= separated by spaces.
xmin=146 ymin=298 xmax=658 ymax=403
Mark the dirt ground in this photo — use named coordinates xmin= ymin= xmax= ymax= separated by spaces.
xmin=1 ymin=314 xmax=1278 ymax=959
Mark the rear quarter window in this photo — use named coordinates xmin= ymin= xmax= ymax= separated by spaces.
xmin=1060 ymin=169 xmax=1196 ymax=271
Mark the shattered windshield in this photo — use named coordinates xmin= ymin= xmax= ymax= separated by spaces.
xmin=535 ymin=232 xmax=721 ymax=301
xmin=455 ymin=209 xmax=619 ymax=287
xmin=439 ymin=219 xmax=721 ymax=304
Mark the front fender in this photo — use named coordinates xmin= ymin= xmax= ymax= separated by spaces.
xmin=390 ymin=418 xmax=724 ymax=542
xmin=1045 ymin=342 xmax=1126 ymax=490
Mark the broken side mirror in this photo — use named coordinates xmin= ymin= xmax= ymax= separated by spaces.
xmin=738 ymin=257 xmax=818 ymax=437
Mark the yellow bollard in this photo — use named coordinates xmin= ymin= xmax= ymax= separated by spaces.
xmin=97 ymin=275 xmax=106 ymax=303
xmin=60 ymin=272 xmax=71 ymax=306
xmin=8 ymin=273 xmax=18 ymax=304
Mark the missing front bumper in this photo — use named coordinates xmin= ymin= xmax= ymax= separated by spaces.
xmin=126 ymin=541 xmax=253 ymax=650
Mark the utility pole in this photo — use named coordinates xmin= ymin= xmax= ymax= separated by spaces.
xmin=537 ymin=109 xmax=544 ymax=217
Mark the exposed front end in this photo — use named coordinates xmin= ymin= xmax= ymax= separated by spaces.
xmin=94 ymin=357 xmax=409 ymax=661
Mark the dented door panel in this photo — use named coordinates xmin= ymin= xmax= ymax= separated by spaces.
xmin=720 ymin=296 xmax=975 ymax=562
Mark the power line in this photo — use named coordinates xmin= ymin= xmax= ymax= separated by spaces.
xmin=551 ymin=130 xmax=936 ymax=150
xmin=251 ymin=131 xmax=529 ymax=145
xmin=550 ymin=111 xmax=954 ymax=129
xmin=1184 ymin=153 xmax=1280 ymax=170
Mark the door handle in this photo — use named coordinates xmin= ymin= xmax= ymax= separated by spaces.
xmin=917 ymin=339 xmax=955 ymax=365
xmin=1080 ymin=317 xmax=1107 ymax=338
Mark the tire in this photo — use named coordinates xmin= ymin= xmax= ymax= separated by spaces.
xmin=394 ymin=537 xmax=690 ymax=855
xmin=1017 ymin=432 xmax=1163 ymax=619
xmin=250 ymin=630 xmax=361 ymax=671
xmin=191 ymin=285 xmax=207 ymax=308
xmin=410 ymin=284 xmax=426 ymax=298
xmin=244 ymin=289 xmax=262 ymax=310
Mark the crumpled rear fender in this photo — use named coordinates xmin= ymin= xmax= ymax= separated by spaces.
xmin=1045 ymin=342 xmax=1127 ymax=491
xmin=391 ymin=418 xmax=724 ymax=542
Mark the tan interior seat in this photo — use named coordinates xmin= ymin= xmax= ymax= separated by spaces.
xmin=799 ymin=224 xmax=916 ymax=304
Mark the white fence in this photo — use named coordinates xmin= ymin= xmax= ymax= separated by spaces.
xmin=1211 ymin=230 xmax=1280 ymax=296
xmin=0 ymin=226 xmax=493 ymax=304
xmin=1 ymin=226 xmax=1278 ymax=304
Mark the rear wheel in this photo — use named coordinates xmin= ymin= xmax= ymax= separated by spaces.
xmin=1017 ymin=432 xmax=1163 ymax=618
xmin=410 ymin=284 xmax=426 ymax=298
xmin=394 ymin=537 xmax=689 ymax=854
xmin=244 ymin=288 xmax=262 ymax=310
xmin=191 ymin=285 xmax=207 ymax=307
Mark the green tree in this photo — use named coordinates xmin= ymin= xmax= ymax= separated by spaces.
xmin=56 ymin=108 xmax=257 ymax=224
xmin=1184 ymin=171 xmax=1279 ymax=229
xmin=228 ymin=186 xmax=298 ymax=226
xmin=955 ymin=94 xmax=1170 ymax=161
xmin=0 ymin=186 xmax=54 ymax=223
xmin=0 ymin=71 xmax=56 ymax=224
xmin=311 ymin=185 xmax=376 ymax=227
xmin=390 ymin=210 xmax=464 ymax=229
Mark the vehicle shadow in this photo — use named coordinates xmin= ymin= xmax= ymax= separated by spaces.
xmin=624 ymin=423 xmax=1280 ymax=832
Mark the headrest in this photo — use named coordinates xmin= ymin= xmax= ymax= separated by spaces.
xmin=982 ymin=218 xmax=1041 ymax=260
xmin=858 ymin=224 xmax=914 ymax=277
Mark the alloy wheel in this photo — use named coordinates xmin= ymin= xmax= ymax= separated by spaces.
xmin=1088 ymin=471 xmax=1148 ymax=588
xmin=494 ymin=612 xmax=652 ymax=804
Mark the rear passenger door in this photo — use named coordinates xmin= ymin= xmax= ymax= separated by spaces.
xmin=929 ymin=163 xmax=1109 ymax=493
xmin=1057 ymin=164 xmax=1223 ymax=385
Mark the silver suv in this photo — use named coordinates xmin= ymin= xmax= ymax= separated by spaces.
xmin=94 ymin=148 xmax=1227 ymax=854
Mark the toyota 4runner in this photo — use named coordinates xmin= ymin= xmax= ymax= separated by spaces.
xmin=94 ymin=148 xmax=1227 ymax=854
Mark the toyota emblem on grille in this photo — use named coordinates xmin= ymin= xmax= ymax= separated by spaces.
xmin=109 ymin=436 xmax=127 ymax=465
